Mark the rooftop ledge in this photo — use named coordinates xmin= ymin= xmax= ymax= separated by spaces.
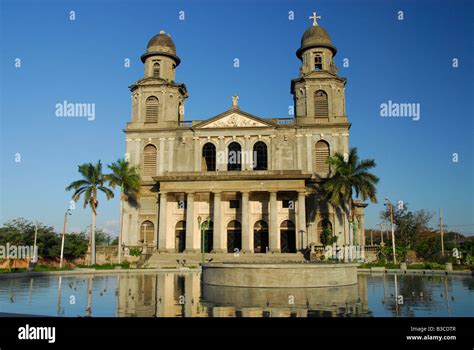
xmin=153 ymin=170 xmax=313 ymax=182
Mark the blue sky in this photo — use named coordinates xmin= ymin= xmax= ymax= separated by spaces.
xmin=1 ymin=0 xmax=473 ymax=236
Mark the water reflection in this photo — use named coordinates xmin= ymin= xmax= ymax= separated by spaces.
xmin=0 ymin=273 xmax=472 ymax=317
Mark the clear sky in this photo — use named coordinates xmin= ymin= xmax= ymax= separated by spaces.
xmin=1 ymin=0 xmax=473 ymax=236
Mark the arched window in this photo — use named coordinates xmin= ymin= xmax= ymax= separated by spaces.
xmin=153 ymin=63 xmax=160 ymax=78
xmin=253 ymin=141 xmax=268 ymax=170
xmin=145 ymin=96 xmax=159 ymax=123
xmin=314 ymin=140 xmax=330 ymax=176
xmin=202 ymin=143 xmax=216 ymax=171
xmin=140 ymin=220 xmax=154 ymax=244
xmin=227 ymin=142 xmax=242 ymax=171
xmin=143 ymin=144 xmax=157 ymax=176
xmin=314 ymin=90 xmax=328 ymax=117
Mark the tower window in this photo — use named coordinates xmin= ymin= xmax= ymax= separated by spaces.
xmin=145 ymin=96 xmax=159 ymax=123
xmin=314 ymin=140 xmax=330 ymax=176
xmin=143 ymin=144 xmax=157 ymax=176
xmin=229 ymin=200 xmax=240 ymax=209
xmin=153 ymin=63 xmax=160 ymax=78
xmin=314 ymin=90 xmax=328 ymax=117
xmin=314 ymin=54 xmax=323 ymax=70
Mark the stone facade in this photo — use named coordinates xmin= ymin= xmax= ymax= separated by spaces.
xmin=121 ymin=22 xmax=366 ymax=254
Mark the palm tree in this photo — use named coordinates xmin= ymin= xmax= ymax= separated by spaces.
xmin=323 ymin=147 xmax=379 ymax=260
xmin=107 ymin=159 xmax=140 ymax=264
xmin=66 ymin=161 xmax=114 ymax=265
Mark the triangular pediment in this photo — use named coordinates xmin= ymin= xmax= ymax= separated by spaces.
xmin=193 ymin=109 xmax=275 ymax=129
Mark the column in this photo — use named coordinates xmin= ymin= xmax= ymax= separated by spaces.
xmin=185 ymin=192 xmax=197 ymax=252
xmin=306 ymin=134 xmax=313 ymax=173
xmin=268 ymin=191 xmax=280 ymax=253
xmin=212 ymin=192 xmax=225 ymax=253
xmin=158 ymin=192 xmax=168 ymax=251
xmin=193 ymin=137 xmax=200 ymax=171
xmin=167 ymin=137 xmax=174 ymax=172
xmin=241 ymin=191 xmax=252 ymax=253
xmin=298 ymin=191 xmax=307 ymax=250
xmin=217 ymin=136 xmax=225 ymax=171
xmin=158 ymin=138 xmax=165 ymax=174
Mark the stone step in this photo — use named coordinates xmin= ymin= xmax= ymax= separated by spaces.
xmin=143 ymin=252 xmax=306 ymax=268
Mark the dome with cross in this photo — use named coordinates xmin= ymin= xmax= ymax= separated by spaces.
xmin=141 ymin=30 xmax=181 ymax=65
xmin=296 ymin=13 xmax=337 ymax=59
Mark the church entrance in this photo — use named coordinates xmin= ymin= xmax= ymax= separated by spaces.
xmin=253 ymin=220 xmax=269 ymax=253
xmin=227 ymin=220 xmax=242 ymax=253
xmin=280 ymin=220 xmax=296 ymax=253
xmin=175 ymin=221 xmax=186 ymax=253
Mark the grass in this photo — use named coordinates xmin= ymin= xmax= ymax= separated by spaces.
xmin=407 ymin=263 xmax=445 ymax=270
xmin=0 ymin=268 xmax=27 ymax=274
xmin=75 ymin=262 xmax=130 ymax=270
xmin=358 ymin=262 xmax=400 ymax=269
xmin=33 ymin=265 xmax=73 ymax=272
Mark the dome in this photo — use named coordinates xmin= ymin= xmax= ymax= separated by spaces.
xmin=296 ymin=25 xmax=337 ymax=59
xmin=141 ymin=30 xmax=180 ymax=65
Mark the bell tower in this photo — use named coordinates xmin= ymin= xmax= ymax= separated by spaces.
xmin=129 ymin=30 xmax=188 ymax=128
xmin=291 ymin=13 xmax=348 ymax=125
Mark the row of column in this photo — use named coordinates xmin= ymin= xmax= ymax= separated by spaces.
xmin=157 ymin=190 xmax=307 ymax=253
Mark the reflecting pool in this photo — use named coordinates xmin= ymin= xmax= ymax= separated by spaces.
xmin=0 ymin=273 xmax=472 ymax=317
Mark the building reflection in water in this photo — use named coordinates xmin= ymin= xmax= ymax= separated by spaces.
xmin=116 ymin=273 xmax=371 ymax=317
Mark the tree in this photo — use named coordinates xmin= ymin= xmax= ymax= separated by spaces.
xmin=62 ymin=232 xmax=88 ymax=259
xmin=380 ymin=204 xmax=433 ymax=260
xmin=107 ymin=159 xmax=140 ymax=263
xmin=66 ymin=161 xmax=114 ymax=265
xmin=323 ymin=148 xmax=379 ymax=260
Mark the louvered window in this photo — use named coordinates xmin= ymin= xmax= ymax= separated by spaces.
xmin=153 ymin=63 xmax=160 ymax=78
xmin=315 ymin=141 xmax=330 ymax=176
xmin=145 ymin=96 xmax=159 ymax=123
xmin=143 ymin=144 xmax=157 ymax=176
xmin=314 ymin=90 xmax=328 ymax=117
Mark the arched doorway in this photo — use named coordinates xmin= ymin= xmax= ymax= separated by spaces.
xmin=201 ymin=221 xmax=213 ymax=253
xmin=140 ymin=220 xmax=154 ymax=244
xmin=317 ymin=219 xmax=333 ymax=245
xmin=280 ymin=220 xmax=296 ymax=253
xmin=227 ymin=220 xmax=242 ymax=253
xmin=175 ymin=221 xmax=186 ymax=253
xmin=254 ymin=220 xmax=269 ymax=253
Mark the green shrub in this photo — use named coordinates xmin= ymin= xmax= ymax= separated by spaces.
xmin=129 ymin=247 xmax=142 ymax=257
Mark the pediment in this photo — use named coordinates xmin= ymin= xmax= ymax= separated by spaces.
xmin=194 ymin=110 xmax=274 ymax=129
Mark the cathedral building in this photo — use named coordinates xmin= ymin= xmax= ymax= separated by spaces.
xmin=121 ymin=17 xmax=366 ymax=255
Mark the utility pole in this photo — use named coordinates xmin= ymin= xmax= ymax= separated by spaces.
xmin=377 ymin=223 xmax=384 ymax=246
xmin=60 ymin=209 xmax=72 ymax=268
xmin=385 ymin=198 xmax=397 ymax=264
xmin=32 ymin=222 xmax=38 ymax=264
xmin=439 ymin=208 xmax=445 ymax=256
